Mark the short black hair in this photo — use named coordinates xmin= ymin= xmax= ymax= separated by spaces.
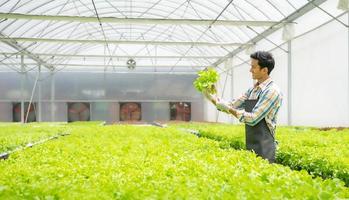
xmin=250 ymin=51 xmax=275 ymax=75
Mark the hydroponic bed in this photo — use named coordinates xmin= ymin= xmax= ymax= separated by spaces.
xmin=0 ymin=122 xmax=348 ymax=199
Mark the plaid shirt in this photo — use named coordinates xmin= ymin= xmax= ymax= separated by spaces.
xmin=230 ymin=78 xmax=282 ymax=134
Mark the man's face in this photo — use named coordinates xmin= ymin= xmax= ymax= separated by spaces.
xmin=250 ymin=58 xmax=267 ymax=80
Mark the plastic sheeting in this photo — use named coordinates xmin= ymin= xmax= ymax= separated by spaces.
xmin=0 ymin=72 xmax=204 ymax=122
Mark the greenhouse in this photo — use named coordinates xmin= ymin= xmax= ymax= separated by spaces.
xmin=0 ymin=0 xmax=348 ymax=199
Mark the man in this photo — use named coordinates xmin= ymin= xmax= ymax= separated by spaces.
xmin=204 ymin=51 xmax=282 ymax=163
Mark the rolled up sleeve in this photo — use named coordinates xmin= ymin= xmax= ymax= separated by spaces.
xmin=229 ymin=89 xmax=252 ymax=109
xmin=237 ymin=90 xmax=280 ymax=126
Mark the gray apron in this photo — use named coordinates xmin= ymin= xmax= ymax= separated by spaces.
xmin=245 ymin=99 xmax=276 ymax=163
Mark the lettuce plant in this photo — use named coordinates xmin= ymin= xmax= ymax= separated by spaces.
xmin=193 ymin=68 xmax=219 ymax=94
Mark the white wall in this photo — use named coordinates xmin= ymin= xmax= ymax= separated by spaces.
xmin=191 ymin=101 xmax=205 ymax=121
xmin=0 ymin=103 xmax=12 ymax=122
xmin=41 ymin=102 xmax=67 ymax=122
xmin=270 ymin=46 xmax=288 ymax=126
xmin=203 ymin=98 xmax=218 ymax=122
xmin=206 ymin=15 xmax=349 ymax=127
xmin=216 ymin=59 xmax=234 ymax=123
xmin=291 ymin=19 xmax=348 ymax=127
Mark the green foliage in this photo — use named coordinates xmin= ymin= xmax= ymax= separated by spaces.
xmin=0 ymin=123 xmax=67 ymax=153
xmin=171 ymin=122 xmax=349 ymax=186
xmin=193 ymin=68 xmax=219 ymax=94
xmin=0 ymin=124 xmax=348 ymax=199
xmin=276 ymin=127 xmax=349 ymax=187
xmin=67 ymin=121 xmax=105 ymax=126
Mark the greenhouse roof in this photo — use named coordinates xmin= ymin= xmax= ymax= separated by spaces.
xmin=0 ymin=0 xmax=345 ymax=73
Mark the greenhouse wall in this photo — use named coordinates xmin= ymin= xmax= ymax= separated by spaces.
xmin=216 ymin=59 xmax=234 ymax=123
xmin=208 ymin=15 xmax=349 ymax=127
xmin=291 ymin=19 xmax=348 ymax=127
xmin=41 ymin=102 xmax=68 ymax=122
xmin=0 ymin=72 xmax=204 ymax=122
xmin=270 ymin=45 xmax=289 ymax=126
xmin=0 ymin=102 xmax=12 ymax=121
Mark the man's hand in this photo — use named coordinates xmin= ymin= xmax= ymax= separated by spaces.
xmin=216 ymin=99 xmax=231 ymax=113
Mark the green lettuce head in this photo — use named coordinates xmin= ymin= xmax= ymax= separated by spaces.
xmin=193 ymin=67 xmax=219 ymax=94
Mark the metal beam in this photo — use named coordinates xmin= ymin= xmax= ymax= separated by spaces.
xmin=0 ymin=52 xmax=222 ymax=59
xmin=212 ymin=0 xmax=328 ymax=67
xmin=0 ymin=62 xmax=204 ymax=68
xmin=0 ymin=37 xmax=246 ymax=47
xmin=37 ymin=65 xmax=42 ymax=122
xmin=0 ymin=70 xmax=198 ymax=75
xmin=0 ymin=99 xmax=202 ymax=103
xmin=0 ymin=33 xmax=54 ymax=70
xmin=0 ymin=12 xmax=290 ymax=27
xmin=50 ymin=72 xmax=55 ymax=122
xmin=287 ymin=40 xmax=292 ymax=126
xmin=20 ymin=55 xmax=24 ymax=123
xmin=222 ymin=11 xmax=349 ymax=72
xmin=229 ymin=57 xmax=235 ymax=124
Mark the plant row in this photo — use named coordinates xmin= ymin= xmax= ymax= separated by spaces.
xmin=0 ymin=124 xmax=348 ymax=199
xmin=0 ymin=122 xmax=68 ymax=153
xmin=169 ymin=122 xmax=349 ymax=186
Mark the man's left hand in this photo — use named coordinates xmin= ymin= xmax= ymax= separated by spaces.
xmin=216 ymin=99 xmax=230 ymax=113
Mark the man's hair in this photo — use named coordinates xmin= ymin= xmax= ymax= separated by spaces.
xmin=250 ymin=51 xmax=275 ymax=75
